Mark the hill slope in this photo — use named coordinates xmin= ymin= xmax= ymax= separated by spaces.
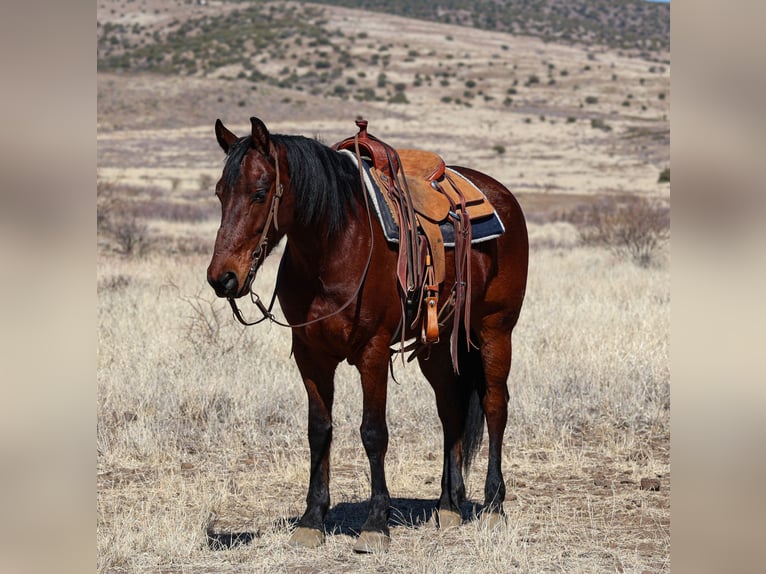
xmin=97 ymin=0 xmax=669 ymax=200
xmin=305 ymin=0 xmax=669 ymax=53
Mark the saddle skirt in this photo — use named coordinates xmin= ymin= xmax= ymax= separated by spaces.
xmin=340 ymin=151 xmax=506 ymax=247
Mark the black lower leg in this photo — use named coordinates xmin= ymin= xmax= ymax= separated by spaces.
xmin=299 ymin=416 xmax=332 ymax=530
xmin=483 ymin=444 xmax=506 ymax=513
xmin=438 ymin=441 xmax=466 ymax=513
xmin=360 ymin=422 xmax=390 ymax=535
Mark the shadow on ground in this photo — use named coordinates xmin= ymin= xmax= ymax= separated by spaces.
xmin=207 ymin=497 xmax=484 ymax=549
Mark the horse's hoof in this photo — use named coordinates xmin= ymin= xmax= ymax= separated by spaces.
xmin=289 ymin=526 xmax=324 ymax=548
xmin=479 ymin=511 xmax=506 ymax=530
xmin=435 ymin=509 xmax=462 ymax=529
xmin=352 ymin=530 xmax=390 ymax=553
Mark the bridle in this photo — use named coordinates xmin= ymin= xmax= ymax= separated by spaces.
xmin=226 ymin=144 xmax=284 ymax=326
xmin=227 ymin=136 xmax=375 ymax=329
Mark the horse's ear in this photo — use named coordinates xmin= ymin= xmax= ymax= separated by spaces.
xmin=215 ymin=119 xmax=238 ymax=153
xmin=250 ymin=117 xmax=271 ymax=155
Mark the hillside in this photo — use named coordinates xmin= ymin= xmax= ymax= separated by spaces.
xmin=306 ymin=0 xmax=670 ymax=53
xmin=97 ymin=0 xmax=669 ymax=202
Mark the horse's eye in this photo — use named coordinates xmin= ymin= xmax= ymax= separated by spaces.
xmin=251 ymin=190 xmax=267 ymax=203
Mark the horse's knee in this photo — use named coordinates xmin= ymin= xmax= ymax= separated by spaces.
xmin=308 ymin=419 xmax=332 ymax=451
xmin=360 ymin=422 xmax=388 ymax=453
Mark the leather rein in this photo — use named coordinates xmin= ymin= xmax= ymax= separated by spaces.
xmin=227 ymin=137 xmax=375 ymax=329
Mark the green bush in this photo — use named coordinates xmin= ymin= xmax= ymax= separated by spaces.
xmin=526 ymin=74 xmax=540 ymax=86
xmin=590 ymin=118 xmax=611 ymax=132
xmin=388 ymin=91 xmax=408 ymax=104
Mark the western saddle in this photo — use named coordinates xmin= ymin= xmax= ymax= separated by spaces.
xmin=333 ymin=120 xmax=498 ymax=372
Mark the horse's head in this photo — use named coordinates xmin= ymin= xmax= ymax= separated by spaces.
xmin=207 ymin=117 xmax=289 ymax=299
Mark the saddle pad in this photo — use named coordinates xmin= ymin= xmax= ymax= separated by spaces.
xmin=340 ymin=150 xmax=505 ymax=247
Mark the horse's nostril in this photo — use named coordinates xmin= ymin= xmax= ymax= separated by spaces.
xmin=221 ymin=271 xmax=238 ymax=295
xmin=208 ymin=270 xmax=239 ymax=296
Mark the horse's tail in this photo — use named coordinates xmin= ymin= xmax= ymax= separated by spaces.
xmin=459 ymin=341 xmax=486 ymax=475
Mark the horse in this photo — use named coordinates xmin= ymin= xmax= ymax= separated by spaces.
xmin=206 ymin=116 xmax=528 ymax=552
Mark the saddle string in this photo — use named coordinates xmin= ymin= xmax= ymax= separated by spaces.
xmin=229 ymin=137 xmax=376 ymax=329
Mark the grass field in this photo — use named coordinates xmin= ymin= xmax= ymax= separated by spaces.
xmin=97 ymin=222 xmax=669 ymax=572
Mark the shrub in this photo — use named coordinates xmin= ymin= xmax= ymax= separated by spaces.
xmin=658 ymin=167 xmax=670 ymax=183
xmin=354 ymin=87 xmax=376 ymax=101
xmin=567 ymin=195 xmax=670 ymax=267
xmin=590 ymin=118 xmax=612 ymax=132
xmin=388 ymin=91 xmax=408 ymax=104
xmin=113 ymin=217 xmax=151 ymax=256
xmin=97 ymin=178 xmax=119 ymax=236
xmin=97 ymin=178 xmax=154 ymax=256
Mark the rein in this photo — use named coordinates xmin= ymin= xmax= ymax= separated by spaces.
xmin=228 ymin=136 xmax=376 ymax=329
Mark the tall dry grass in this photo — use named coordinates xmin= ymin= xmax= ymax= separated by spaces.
xmin=97 ymin=222 xmax=669 ymax=573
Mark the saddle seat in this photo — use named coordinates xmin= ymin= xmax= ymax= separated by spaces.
xmin=332 ymin=120 xmax=503 ymax=370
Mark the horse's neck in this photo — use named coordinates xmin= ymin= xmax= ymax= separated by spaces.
xmin=284 ymin=201 xmax=367 ymax=282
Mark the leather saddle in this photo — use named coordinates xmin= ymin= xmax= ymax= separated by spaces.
xmin=333 ymin=120 xmax=499 ymax=372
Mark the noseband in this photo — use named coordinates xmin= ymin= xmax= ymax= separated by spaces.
xmin=228 ymin=136 xmax=375 ymax=329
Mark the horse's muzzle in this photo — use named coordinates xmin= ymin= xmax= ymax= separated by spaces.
xmin=207 ymin=270 xmax=239 ymax=298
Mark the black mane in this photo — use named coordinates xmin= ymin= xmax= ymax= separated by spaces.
xmin=222 ymin=134 xmax=361 ymax=234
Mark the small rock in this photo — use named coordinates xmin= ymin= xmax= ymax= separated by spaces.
xmin=640 ymin=477 xmax=660 ymax=491
xmin=594 ymin=475 xmax=609 ymax=488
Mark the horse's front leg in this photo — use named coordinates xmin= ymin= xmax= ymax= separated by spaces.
xmin=289 ymin=337 xmax=339 ymax=548
xmin=352 ymin=339 xmax=391 ymax=553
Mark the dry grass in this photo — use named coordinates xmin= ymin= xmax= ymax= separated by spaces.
xmin=97 ymin=225 xmax=669 ymax=572
xmin=97 ymin=2 xmax=669 ymax=570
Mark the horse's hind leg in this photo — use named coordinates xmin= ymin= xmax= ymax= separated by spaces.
xmin=289 ymin=337 xmax=339 ymax=548
xmin=417 ymin=341 xmax=476 ymax=528
xmin=478 ymin=321 xmax=514 ymax=523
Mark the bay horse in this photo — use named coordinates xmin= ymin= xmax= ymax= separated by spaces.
xmin=206 ymin=117 xmax=528 ymax=552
